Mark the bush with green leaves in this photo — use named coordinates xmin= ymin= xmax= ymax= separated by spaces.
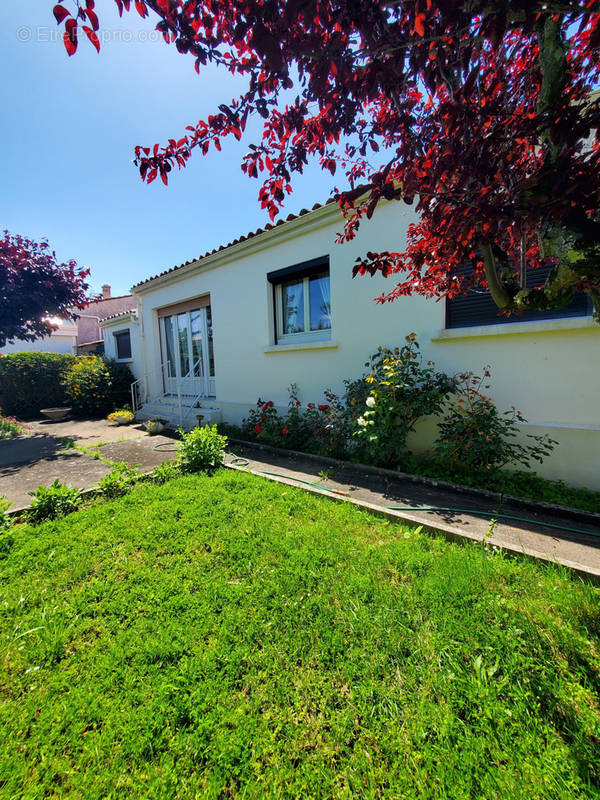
xmin=0 ymin=352 xmax=75 ymax=418
xmin=178 ymin=425 xmax=228 ymax=473
xmin=28 ymin=480 xmax=83 ymax=524
xmin=0 ymin=496 xmax=13 ymax=533
xmin=0 ymin=497 xmax=14 ymax=560
xmin=97 ymin=462 xmax=140 ymax=498
xmin=150 ymin=460 xmax=181 ymax=485
xmin=355 ymin=334 xmax=455 ymax=466
xmin=434 ymin=369 xmax=557 ymax=474
xmin=61 ymin=356 xmax=133 ymax=417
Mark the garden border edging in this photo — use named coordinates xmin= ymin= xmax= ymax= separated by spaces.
xmin=227 ymin=437 xmax=600 ymax=526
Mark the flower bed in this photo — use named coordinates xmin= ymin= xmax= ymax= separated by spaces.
xmin=0 ymin=415 xmax=30 ymax=440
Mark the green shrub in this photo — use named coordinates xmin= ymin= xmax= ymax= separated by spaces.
xmin=28 ymin=480 xmax=83 ymax=524
xmin=356 ymin=334 xmax=455 ymax=466
xmin=434 ymin=369 xmax=557 ymax=474
xmin=0 ymin=352 xmax=75 ymax=418
xmin=150 ymin=460 xmax=181 ymax=485
xmin=178 ymin=425 xmax=227 ymax=473
xmin=0 ymin=496 xmax=13 ymax=533
xmin=61 ymin=356 xmax=133 ymax=417
xmin=0 ymin=414 xmax=30 ymax=439
xmin=98 ymin=462 xmax=140 ymax=498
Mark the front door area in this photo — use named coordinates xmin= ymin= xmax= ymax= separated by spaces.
xmin=159 ymin=303 xmax=215 ymax=397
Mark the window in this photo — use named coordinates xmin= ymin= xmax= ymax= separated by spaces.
xmin=446 ymin=263 xmax=593 ymax=329
xmin=268 ymin=257 xmax=331 ymax=343
xmin=113 ymin=329 xmax=132 ymax=360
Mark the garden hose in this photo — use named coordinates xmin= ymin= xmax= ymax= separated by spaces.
xmin=152 ymin=442 xmax=180 ymax=452
xmin=384 ymin=507 xmax=600 ymax=538
xmin=226 ymin=454 xmax=598 ymax=539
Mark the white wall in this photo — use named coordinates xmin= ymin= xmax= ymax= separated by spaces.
xmin=134 ymin=201 xmax=600 ymax=490
xmin=1 ymin=329 xmax=77 ymax=355
xmin=100 ymin=317 xmax=142 ymax=380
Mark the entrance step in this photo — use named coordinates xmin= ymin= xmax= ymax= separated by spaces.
xmin=136 ymin=400 xmax=223 ymax=431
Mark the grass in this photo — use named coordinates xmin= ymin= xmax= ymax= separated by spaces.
xmin=1 ymin=470 xmax=599 ymax=799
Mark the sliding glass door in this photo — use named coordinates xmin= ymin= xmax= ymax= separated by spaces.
xmin=160 ymin=305 xmax=215 ymax=396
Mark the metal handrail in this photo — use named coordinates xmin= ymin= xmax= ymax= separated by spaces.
xmin=130 ymin=357 xmax=207 ymax=424
xmin=175 ymin=357 xmax=205 ymax=425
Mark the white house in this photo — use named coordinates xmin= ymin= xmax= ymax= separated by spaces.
xmin=100 ymin=199 xmax=600 ymax=490
xmin=0 ymin=317 xmax=78 ymax=355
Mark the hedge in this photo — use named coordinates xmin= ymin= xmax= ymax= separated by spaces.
xmin=0 ymin=352 xmax=134 ymax=419
xmin=0 ymin=352 xmax=75 ymax=418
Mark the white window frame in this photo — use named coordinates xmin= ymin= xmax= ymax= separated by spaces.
xmin=275 ymin=272 xmax=331 ymax=345
xmin=113 ymin=328 xmax=132 ymax=362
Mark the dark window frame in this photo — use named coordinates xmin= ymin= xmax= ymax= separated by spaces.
xmin=113 ymin=329 xmax=132 ymax=361
xmin=268 ymin=256 xmax=331 ymax=344
xmin=445 ymin=264 xmax=593 ymax=330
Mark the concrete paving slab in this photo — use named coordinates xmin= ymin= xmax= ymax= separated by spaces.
xmin=97 ymin=435 xmax=179 ymax=472
xmin=0 ymin=448 xmax=112 ymax=510
xmin=27 ymin=418 xmax=147 ymax=446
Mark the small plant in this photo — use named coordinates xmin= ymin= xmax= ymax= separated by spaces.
xmin=151 ymin=460 xmax=181 ymax=485
xmin=241 ymin=398 xmax=286 ymax=445
xmin=0 ymin=496 xmax=14 ymax=560
xmin=356 ymin=334 xmax=455 ymax=466
xmin=107 ymin=409 xmax=135 ymax=425
xmin=28 ymin=480 xmax=83 ymax=524
xmin=0 ymin=495 xmax=13 ymax=533
xmin=435 ymin=369 xmax=557 ymax=474
xmin=178 ymin=425 xmax=227 ymax=473
xmin=145 ymin=418 xmax=167 ymax=435
xmin=98 ymin=462 xmax=140 ymax=498
xmin=0 ymin=414 xmax=30 ymax=439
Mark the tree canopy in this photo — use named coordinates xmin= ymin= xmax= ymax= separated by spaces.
xmin=0 ymin=231 xmax=92 ymax=348
xmin=51 ymin=1 xmax=600 ymax=319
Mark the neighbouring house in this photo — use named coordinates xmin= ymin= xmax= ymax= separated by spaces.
xmin=0 ymin=284 xmax=135 ymax=356
xmin=100 ymin=200 xmax=600 ymax=490
xmin=73 ymin=285 xmax=136 ymax=355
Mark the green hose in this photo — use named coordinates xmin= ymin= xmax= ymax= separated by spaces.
xmin=384 ymin=507 xmax=599 ymax=538
xmin=225 ymin=454 xmax=598 ymax=539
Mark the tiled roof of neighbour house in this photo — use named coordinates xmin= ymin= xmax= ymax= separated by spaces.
xmin=132 ymin=198 xmax=339 ymax=291
xmin=98 ymin=309 xmax=137 ymax=324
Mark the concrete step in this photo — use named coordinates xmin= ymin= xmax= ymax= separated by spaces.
xmin=136 ymin=400 xmax=223 ymax=431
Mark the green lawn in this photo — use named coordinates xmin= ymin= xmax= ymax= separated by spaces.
xmin=1 ymin=471 xmax=599 ymax=799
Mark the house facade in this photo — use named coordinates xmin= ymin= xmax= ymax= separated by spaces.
xmin=100 ymin=200 xmax=600 ymax=490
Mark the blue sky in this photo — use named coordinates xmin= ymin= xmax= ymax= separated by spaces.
xmin=0 ymin=1 xmax=335 ymax=296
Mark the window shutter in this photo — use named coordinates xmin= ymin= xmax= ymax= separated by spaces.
xmin=446 ymin=264 xmax=592 ymax=329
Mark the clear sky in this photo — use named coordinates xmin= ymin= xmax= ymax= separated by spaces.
xmin=0 ymin=1 xmax=336 ymax=296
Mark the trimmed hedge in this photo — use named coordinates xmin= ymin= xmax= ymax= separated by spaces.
xmin=0 ymin=352 xmax=75 ymax=418
xmin=0 ymin=352 xmax=133 ymax=419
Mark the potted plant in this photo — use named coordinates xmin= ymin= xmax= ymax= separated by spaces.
xmin=145 ymin=418 xmax=167 ymax=435
xmin=107 ymin=409 xmax=135 ymax=426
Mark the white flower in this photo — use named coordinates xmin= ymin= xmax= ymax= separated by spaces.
xmin=366 ymin=396 xmax=376 ymax=408
xmin=357 ymin=417 xmax=366 ymax=427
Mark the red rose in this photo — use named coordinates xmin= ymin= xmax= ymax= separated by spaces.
xmin=282 ymin=427 xmax=289 ymax=435
xmin=254 ymin=423 xmax=263 ymax=434
xmin=318 ymin=404 xmax=331 ymax=412
xmin=307 ymin=403 xmax=315 ymax=409
xmin=296 ymin=400 xmax=301 ymax=407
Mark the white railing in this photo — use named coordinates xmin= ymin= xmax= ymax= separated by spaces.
xmin=130 ymin=357 xmax=209 ymax=425
xmin=131 ymin=377 xmax=146 ymax=413
xmin=175 ymin=357 xmax=204 ymax=426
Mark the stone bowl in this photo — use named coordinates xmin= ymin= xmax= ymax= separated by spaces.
xmin=40 ymin=407 xmax=71 ymax=421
